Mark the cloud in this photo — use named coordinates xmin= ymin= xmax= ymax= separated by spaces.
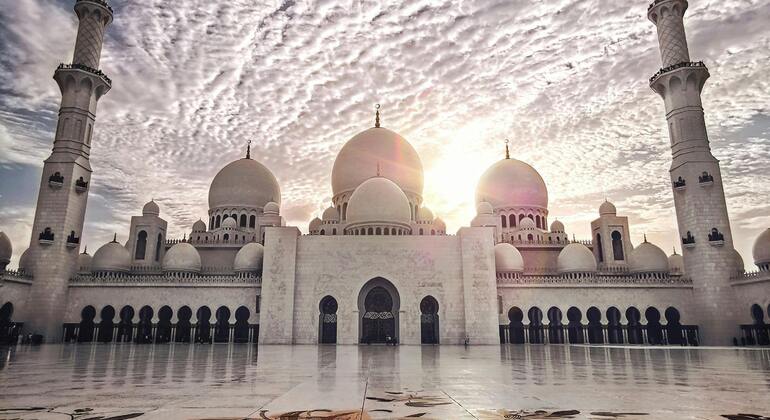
xmin=0 ymin=0 xmax=769 ymax=269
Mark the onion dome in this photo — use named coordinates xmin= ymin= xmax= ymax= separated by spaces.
xmin=18 ymin=248 xmax=32 ymax=274
xmin=557 ymin=243 xmax=597 ymax=274
xmin=628 ymin=239 xmax=668 ymax=274
xmin=346 ymin=177 xmax=412 ymax=226
xmin=322 ymin=206 xmax=339 ymax=222
xmin=331 ymin=126 xmax=424 ymax=198
xmin=477 ymin=201 xmax=494 ymax=215
xmin=668 ymin=250 xmax=684 ymax=274
xmin=162 ymin=242 xmax=201 ymax=273
xmin=599 ymin=200 xmax=617 ymax=216
xmin=475 ymin=150 xmax=548 ymax=211
xmin=264 ymin=201 xmax=280 ymax=215
xmin=550 ymin=220 xmax=565 ymax=233
xmin=434 ymin=217 xmax=446 ymax=231
xmin=417 ymin=206 xmax=434 ymax=222
xmin=192 ymin=219 xmax=207 ymax=232
xmin=221 ymin=217 xmax=237 ymax=229
xmin=752 ymin=228 xmax=770 ymax=268
xmin=208 ymin=157 xmax=281 ymax=211
xmin=494 ymin=243 xmax=524 ymax=272
xmin=0 ymin=232 xmax=11 ymax=266
xmin=519 ymin=217 xmax=536 ymax=230
xmin=78 ymin=249 xmax=92 ymax=274
xmin=142 ymin=200 xmax=160 ymax=216
xmin=733 ymin=248 xmax=745 ymax=275
xmin=92 ymin=238 xmax=131 ymax=273
xmin=309 ymin=217 xmax=322 ymax=232
xmin=233 ymin=242 xmax=264 ymax=273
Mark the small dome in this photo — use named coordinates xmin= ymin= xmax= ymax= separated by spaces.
xmin=208 ymin=158 xmax=281 ymax=210
xmin=92 ymin=240 xmax=131 ymax=273
xmin=668 ymin=251 xmax=684 ymax=274
xmin=309 ymin=217 xmax=322 ymax=232
xmin=495 ymin=243 xmax=524 ymax=272
xmin=434 ymin=217 xmax=446 ymax=230
xmin=233 ymin=242 xmax=264 ymax=273
xmin=628 ymin=240 xmax=668 ymax=273
xmin=346 ymin=177 xmax=412 ymax=225
xmin=752 ymin=228 xmax=770 ymax=266
xmin=550 ymin=220 xmax=565 ymax=233
xmin=477 ymin=201 xmax=494 ymax=215
xmin=18 ymin=248 xmax=32 ymax=274
xmin=332 ymin=127 xmax=424 ymax=198
xmin=78 ymin=251 xmax=92 ymax=274
xmin=0 ymin=232 xmax=12 ymax=264
xmin=264 ymin=201 xmax=280 ymax=215
xmin=557 ymin=243 xmax=597 ymax=274
xmin=733 ymin=248 xmax=744 ymax=274
xmin=221 ymin=217 xmax=237 ymax=229
xmin=142 ymin=200 xmax=160 ymax=216
xmin=192 ymin=219 xmax=207 ymax=232
xmin=322 ymin=206 xmax=339 ymax=222
xmin=476 ymin=158 xmax=548 ymax=210
xmin=163 ymin=242 xmax=201 ymax=273
xmin=417 ymin=206 xmax=434 ymax=222
xmin=519 ymin=217 xmax=536 ymax=230
xmin=599 ymin=200 xmax=617 ymax=216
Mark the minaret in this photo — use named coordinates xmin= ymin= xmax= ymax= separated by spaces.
xmin=23 ymin=0 xmax=113 ymax=341
xmin=648 ymin=0 xmax=737 ymax=345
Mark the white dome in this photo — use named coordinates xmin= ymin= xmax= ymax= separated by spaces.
xmin=192 ymin=219 xmax=207 ymax=232
xmin=550 ymin=220 xmax=565 ymax=233
xmin=495 ymin=243 xmax=524 ymax=272
xmin=78 ymin=251 xmax=92 ymax=274
xmin=331 ymin=127 xmax=424 ymax=198
xmin=519 ymin=217 xmax=536 ymax=230
xmin=668 ymin=252 xmax=684 ymax=274
xmin=18 ymin=248 xmax=32 ymax=274
xmin=208 ymin=158 xmax=281 ymax=210
xmin=163 ymin=242 xmax=201 ymax=273
xmin=599 ymin=200 xmax=617 ymax=216
xmin=322 ymin=206 xmax=339 ymax=222
xmin=142 ymin=200 xmax=160 ymax=216
xmin=0 ymin=232 xmax=11 ymax=265
xmin=477 ymin=201 xmax=494 ymax=215
xmin=346 ymin=177 xmax=412 ymax=225
xmin=557 ymin=243 xmax=597 ymax=274
xmin=233 ymin=242 xmax=264 ymax=273
xmin=92 ymin=240 xmax=131 ymax=273
xmin=733 ymin=248 xmax=744 ymax=274
xmin=264 ymin=201 xmax=280 ymax=215
xmin=221 ymin=217 xmax=237 ymax=229
xmin=628 ymin=240 xmax=668 ymax=273
xmin=476 ymin=158 xmax=548 ymax=210
xmin=309 ymin=217 xmax=322 ymax=232
xmin=752 ymin=228 xmax=770 ymax=266
xmin=417 ymin=206 xmax=434 ymax=222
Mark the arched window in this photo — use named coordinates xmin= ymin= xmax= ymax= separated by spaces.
xmin=376 ymin=227 xmax=382 ymax=235
xmin=223 ymin=233 xmax=230 ymax=241
xmin=519 ymin=214 xmax=525 ymax=223
xmin=611 ymin=231 xmax=624 ymax=260
xmin=210 ymin=216 xmax=215 ymax=228
xmin=596 ymin=234 xmax=604 ymax=262
xmin=419 ymin=228 xmax=424 ymax=235
xmin=249 ymin=215 xmax=256 ymax=228
xmin=320 ymin=229 xmax=325 ymax=236
xmin=431 ymin=229 xmax=436 ymax=235
xmin=342 ymin=203 xmax=348 ymax=220
xmin=535 ymin=215 xmax=541 ymax=228
xmin=215 ymin=215 xmax=221 ymax=228
xmin=231 ymin=213 xmax=237 ymax=221
xmin=509 ymin=214 xmax=516 ymax=227
xmin=501 ymin=215 xmax=507 ymax=228
xmin=240 ymin=214 xmax=247 ymax=227
xmin=368 ymin=227 xmax=374 ymax=235
xmin=332 ymin=228 xmax=337 ymax=235
xmin=135 ymin=231 xmax=147 ymax=260
xmin=527 ymin=233 xmax=534 ymax=241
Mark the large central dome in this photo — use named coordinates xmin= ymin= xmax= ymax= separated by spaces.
xmin=332 ymin=127 xmax=424 ymax=198
xmin=209 ymin=158 xmax=281 ymax=210
xmin=475 ymin=157 xmax=548 ymax=210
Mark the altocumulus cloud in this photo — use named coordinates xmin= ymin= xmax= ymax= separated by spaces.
xmin=0 ymin=0 xmax=769 ymax=268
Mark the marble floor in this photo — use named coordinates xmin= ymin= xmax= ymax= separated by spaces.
xmin=0 ymin=344 xmax=769 ymax=419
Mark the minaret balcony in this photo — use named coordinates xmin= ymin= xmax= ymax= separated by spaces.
xmin=681 ymin=231 xmax=696 ymax=249
xmin=649 ymin=61 xmax=707 ymax=85
xmin=66 ymin=235 xmax=81 ymax=249
xmin=75 ymin=0 xmax=113 ymax=13
xmin=39 ymin=229 xmax=55 ymax=246
xmin=673 ymin=177 xmax=686 ymax=191
xmin=698 ymin=172 xmax=714 ymax=187
xmin=75 ymin=177 xmax=89 ymax=193
xmin=48 ymin=172 xmax=64 ymax=189
xmin=56 ymin=63 xmax=112 ymax=88
xmin=708 ymin=229 xmax=725 ymax=247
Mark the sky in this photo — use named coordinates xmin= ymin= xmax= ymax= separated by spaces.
xmin=0 ymin=0 xmax=769 ymax=270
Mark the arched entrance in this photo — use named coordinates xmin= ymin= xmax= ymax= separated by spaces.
xmin=420 ymin=296 xmax=439 ymax=344
xmin=319 ymin=295 xmax=338 ymax=344
xmin=359 ymin=278 xmax=400 ymax=344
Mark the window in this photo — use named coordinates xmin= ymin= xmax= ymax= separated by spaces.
xmin=135 ymin=231 xmax=147 ymax=260
xmin=240 ymin=214 xmax=247 ymax=227
xmin=611 ymin=231 xmax=624 ymax=260
xmin=368 ymin=227 xmax=374 ymax=235
xmin=216 ymin=215 xmax=221 ymax=228
xmin=509 ymin=214 xmax=516 ymax=227
xmin=596 ymin=234 xmax=604 ymax=262
xmin=155 ymin=233 xmax=162 ymax=261
xmin=224 ymin=233 xmax=230 ymax=241
xmin=342 ymin=203 xmax=348 ymax=220
xmin=419 ymin=228 xmax=424 ymax=235
xmin=320 ymin=229 xmax=325 ymax=236
xmin=501 ymin=215 xmax=507 ymax=228
xmin=332 ymin=228 xmax=337 ymax=235
xmin=376 ymin=227 xmax=382 ymax=235
xmin=535 ymin=215 xmax=541 ymax=228
xmin=249 ymin=215 xmax=256 ymax=228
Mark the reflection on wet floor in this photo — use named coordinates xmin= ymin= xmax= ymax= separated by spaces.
xmin=0 ymin=344 xmax=769 ymax=419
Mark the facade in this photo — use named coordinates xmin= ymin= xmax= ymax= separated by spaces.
xmin=1 ymin=0 xmax=770 ymax=347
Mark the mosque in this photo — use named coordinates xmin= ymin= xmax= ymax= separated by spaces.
xmin=1 ymin=0 xmax=769 ymax=347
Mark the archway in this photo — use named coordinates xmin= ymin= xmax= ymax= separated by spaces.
xmin=508 ymin=306 xmax=525 ymax=344
xmin=645 ymin=307 xmax=663 ymax=345
xmin=750 ymin=304 xmax=769 ymax=346
xmin=195 ymin=306 xmax=212 ymax=343
xmin=567 ymin=307 xmax=584 ymax=344
xmin=215 ymin=306 xmax=231 ymax=342
xmin=117 ymin=305 xmax=134 ymax=342
xmin=586 ymin=307 xmax=603 ymax=344
xmin=234 ymin=306 xmax=251 ymax=343
xmin=607 ymin=307 xmax=623 ymax=344
xmin=547 ymin=307 xmax=564 ymax=344
xmin=528 ymin=307 xmax=544 ymax=344
xmin=175 ymin=306 xmax=192 ymax=343
xmin=358 ymin=278 xmax=400 ymax=344
xmin=97 ymin=306 xmax=115 ymax=342
xmin=420 ymin=296 xmax=439 ymax=345
xmin=319 ymin=296 xmax=338 ymax=344
xmin=156 ymin=306 xmax=173 ymax=343
xmin=0 ymin=302 xmax=14 ymax=345
xmin=78 ymin=305 xmax=96 ymax=343
xmin=136 ymin=305 xmax=154 ymax=344
xmin=665 ymin=307 xmax=684 ymax=345
xmin=626 ymin=307 xmax=642 ymax=344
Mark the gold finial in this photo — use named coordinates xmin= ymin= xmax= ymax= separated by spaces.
xmin=112 ymin=233 xmax=117 ymax=243
xmin=505 ymin=139 xmax=510 ymax=159
xmin=246 ymin=140 xmax=252 ymax=159
xmin=375 ymin=103 xmax=381 ymax=128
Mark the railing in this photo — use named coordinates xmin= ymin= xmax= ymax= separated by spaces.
xmin=500 ymin=323 xmax=699 ymax=346
xmin=62 ymin=322 xmax=258 ymax=344
xmin=650 ymin=61 xmax=707 ymax=83
xmin=71 ymin=273 xmax=261 ymax=285
xmin=2 ymin=269 xmax=33 ymax=281
xmin=740 ymin=324 xmax=770 ymax=346
xmin=57 ymin=63 xmax=112 ymax=86
xmin=648 ymin=0 xmax=676 ymax=11
xmin=732 ymin=270 xmax=770 ymax=282
xmin=497 ymin=272 xmax=692 ymax=286
xmin=76 ymin=0 xmax=113 ymax=14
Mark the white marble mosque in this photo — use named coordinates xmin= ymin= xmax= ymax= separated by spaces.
xmin=1 ymin=0 xmax=770 ymax=348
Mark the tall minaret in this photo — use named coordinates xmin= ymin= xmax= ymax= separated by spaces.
xmin=648 ymin=0 xmax=737 ymax=345
xmin=23 ymin=0 xmax=113 ymax=341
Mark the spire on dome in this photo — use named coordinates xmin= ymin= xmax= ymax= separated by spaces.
xmin=505 ymin=139 xmax=510 ymax=159
xmin=112 ymin=233 xmax=117 ymax=243
xmin=246 ymin=140 xmax=252 ymax=159
xmin=643 ymin=233 xmax=648 ymax=243
xmin=82 ymin=245 xmax=88 ymax=255
xmin=374 ymin=104 xmax=381 ymax=128
xmin=376 ymin=161 xmax=381 ymax=177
